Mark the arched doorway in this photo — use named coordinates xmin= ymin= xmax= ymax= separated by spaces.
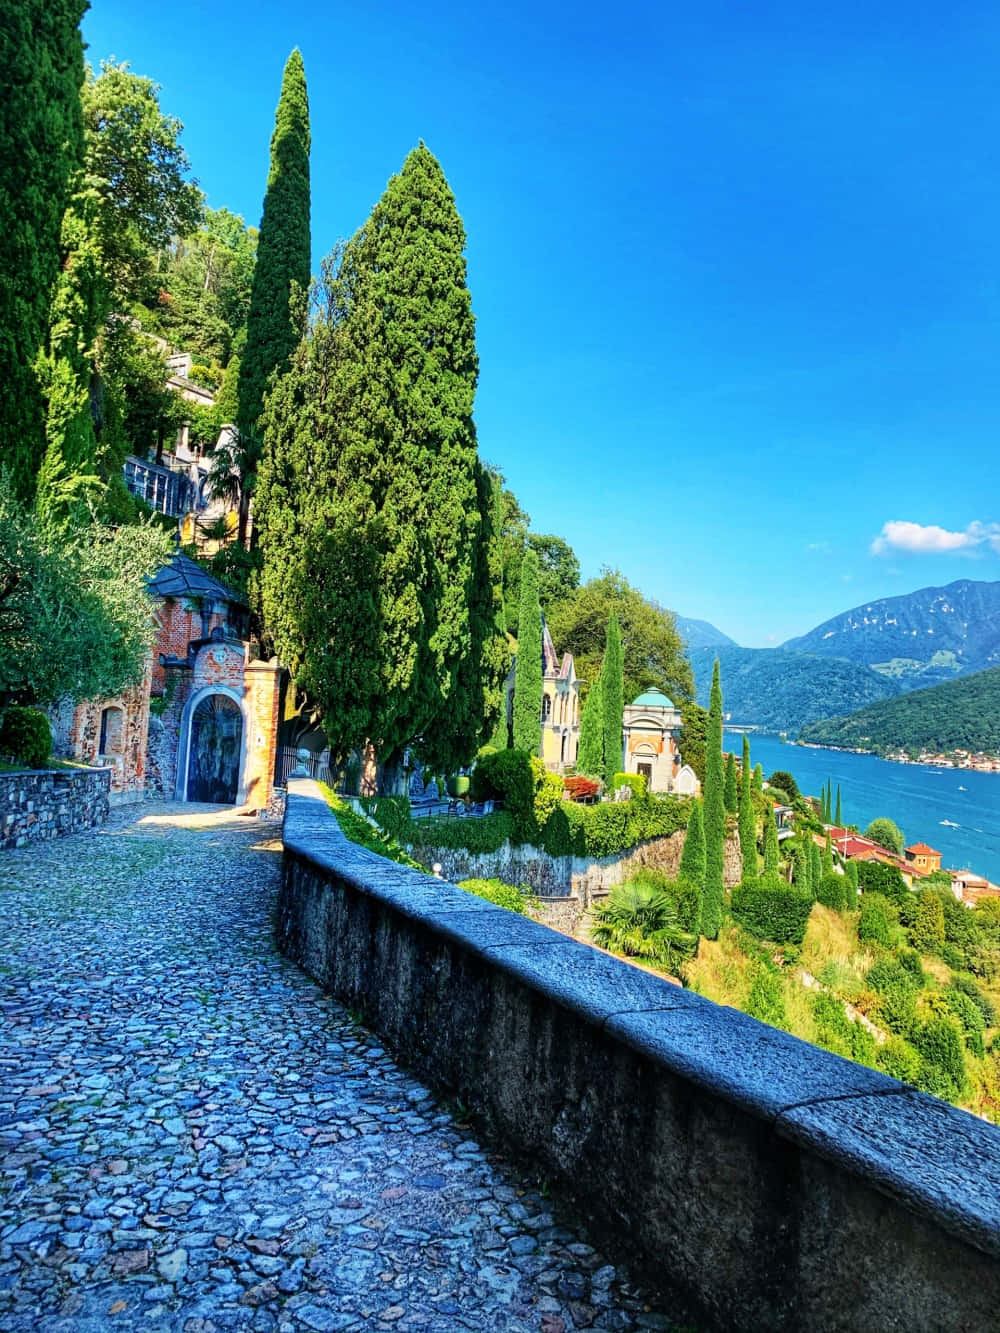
xmin=187 ymin=693 xmax=242 ymax=804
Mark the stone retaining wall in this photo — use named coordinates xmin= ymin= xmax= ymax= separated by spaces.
xmin=407 ymin=828 xmax=743 ymax=902
xmin=278 ymin=779 xmax=1000 ymax=1333
xmin=0 ymin=767 xmax=111 ymax=850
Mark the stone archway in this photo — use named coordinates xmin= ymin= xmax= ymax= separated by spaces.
xmin=186 ymin=693 xmax=243 ymax=804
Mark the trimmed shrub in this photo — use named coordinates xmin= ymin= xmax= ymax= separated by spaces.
xmin=0 ymin=706 xmax=52 ymax=768
xmin=731 ymin=882 xmax=813 ymax=945
xmin=866 ymin=958 xmax=920 ymax=1036
xmin=856 ymin=859 xmax=909 ymax=904
xmin=816 ymin=871 xmax=848 ymax=913
xmin=470 ymin=748 xmax=536 ymax=839
xmin=857 ymin=895 xmax=892 ymax=947
xmin=613 ymin=772 xmax=646 ymax=798
xmin=912 ymin=1015 xmax=967 ymax=1098
xmin=910 ymin=889 xmax=946 ymax=955
xmin=876 ymin=1036 xmax=922 ymax=1084
xmin=458 ymin=878 xmax=533 ymax=915
xmin=943 ymin=987 xmax=986 ymax=1056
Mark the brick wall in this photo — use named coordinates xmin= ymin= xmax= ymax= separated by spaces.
xmin=242 ymin=658 xmax=282 ymax=810
xmin=47 ymin=662 xmax=152 ymax=804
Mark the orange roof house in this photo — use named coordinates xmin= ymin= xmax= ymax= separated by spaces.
xmin=905 ymin=843 xmax=942 ymax=873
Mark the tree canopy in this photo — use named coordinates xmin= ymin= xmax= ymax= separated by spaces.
xmin=865 ymin=817 xmax=905 ymax=856
xmin=254 ymin=145 xmax=506 ymax=785
xmin=0 ymin=476 xmax=171 ymax=708
xmin=0 ymin=0 xmax=87 ymax=502
xmin=547 ymin=568 xmax=693 ymax=702
xmin=235 ymin=48 xmax=310 ymax=547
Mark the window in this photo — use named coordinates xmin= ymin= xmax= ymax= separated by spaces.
xmin=541 ymin=695 xmax=552 ymax=722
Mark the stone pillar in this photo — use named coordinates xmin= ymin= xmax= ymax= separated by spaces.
xmin=241 ymin=657 xmax=283 ymax=810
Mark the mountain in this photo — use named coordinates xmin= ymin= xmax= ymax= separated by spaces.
xmin=675 ymin=616 xmax=738 ymax=650
xmin=689 ymin=646 xmax=900 ymax=735
xmin=781 ymin=579 xmax=1000 ymax=688
xmin=800 ymin=666 xmax=1000 ymax=756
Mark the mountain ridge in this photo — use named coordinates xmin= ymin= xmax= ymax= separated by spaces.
xmin=780 ymin=578 xmax=1000 ymax=687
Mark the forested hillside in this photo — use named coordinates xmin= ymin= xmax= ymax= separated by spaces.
xmin=800 ymin=666 xmax=1000 ymax=754
xmin=689 ymin=646 xmax=900 ymax=733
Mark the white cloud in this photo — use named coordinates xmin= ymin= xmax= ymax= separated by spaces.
xmin=806 ymin=540 xmax=831 ymax=553
xmin=871 ymin=519 xmax=1000 ymax=557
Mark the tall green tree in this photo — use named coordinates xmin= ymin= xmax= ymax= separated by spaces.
xmin=512 ymin=547 xmax=543 ymax=754
xmin=235 ymin=48 xmax=310 ymax=547
xmin=547 ymin=568 xmax=693 ymax=704
xmin=679 ymin=799 xmax=706 ymax=936
xmin=35 ymin=58 xmax=201 ymax=523
xmin=763 ymin=810 xmax=780 ymax=878
xmin=723 ymin=750 xmax=738 ymax=813
xmin=739 ymin=732 xmax=757 ymax=884
xmin=701 ymin=659 xmax=726 ymax=938
xmin=835 ymin=784 xmax=842 ymax=826
xmin=601 ymin=613 xmax=624 ymax=785
xmin=255 ymin=145 xmax=505 ymax=787
xmin=577 ymin=670 xmax=604 ymax=777
xmin=809 ymin=839 xmax=823 ymax=890
xmin=0 ymin=0 xmax=87 ymax=501
xmin=753 ymin=763 xmax=763 ymax=793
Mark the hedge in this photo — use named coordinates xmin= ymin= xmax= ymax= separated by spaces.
xmin=321 ymin=787 xmax=427 ymax=871
xmin=458 ymin=878 xmax=534 ymax=915
xmin=731 ymin=881 xmax=814 ymax=944
xmin=0 ymin=706 xmax=52 ymax=768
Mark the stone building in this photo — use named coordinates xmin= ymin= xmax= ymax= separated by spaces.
xmin=620 ymin=689 xmax=698 ymax=795
xmin=50 ymin=554 xmax=283 ymax=810
xmin=504 ymin=620 xmax=582 ymax=773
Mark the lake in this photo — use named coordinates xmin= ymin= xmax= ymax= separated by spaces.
xmin=725 ymin=732 xmax=1000 ymax=884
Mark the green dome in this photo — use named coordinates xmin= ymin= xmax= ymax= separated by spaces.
xmin=630 ymin=689 xmax=675 ymax=709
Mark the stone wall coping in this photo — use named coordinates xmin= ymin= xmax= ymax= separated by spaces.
xmin=283 ymin=778 xmax=1000 ymax=1265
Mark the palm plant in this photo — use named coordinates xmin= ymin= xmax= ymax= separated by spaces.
xmin=590 ymin=877 xmax=697 ymax=972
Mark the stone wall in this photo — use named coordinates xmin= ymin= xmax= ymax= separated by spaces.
xmin=0 ymin=767 xmax=111 ymax=850
xmin=278 ymin=779 xmax=1000 ymax=1333
xmin=408 ymin=830 xmax=742 ymax=903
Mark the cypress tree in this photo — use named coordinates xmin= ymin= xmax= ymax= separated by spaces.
xmin=835 ymin=784 xmax=842 ymax=826
xmin=724 ymin=750 xmax=738 ymax=813
xmin=601 ymin=613 xmax=624 ymax=786
xmin=763 ymin=807 xmax=780 ymax=878
xmin=0 ymin=0 xmax=87 ymax=502
xmin=701 ymin=659 xmax=726 ymax=938
xmin=822 ymin=831 xmax=834 ymax=875
xmin=846 ymin=858 xmax=859 ymax=903
xmin=238 ymin=48 xmax=310 ymax=547
xmin=752 ymin=763 xmax=763 ymax=793
xmin=512 ymin=547 xmax=543 ymax=754
xmin=255 ymin=144 xmax=504 ymax=788
xmin=679 ymin=799 xmax=706 ymax=936
xmin=577 ymin=672 xmax=604 ymax=778
xmin=809 ymin=840 xmax=823 ymax=890
xmin=792 ymin=840 xmax=809 ymax=894
xmin=738 ymin=732 xmax=757 ymax=884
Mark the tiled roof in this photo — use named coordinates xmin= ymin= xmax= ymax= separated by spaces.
xmin=148 ymin=553 xmax=244 ymax=607
xmin=906 ymin=843 xmax=940 ymax=857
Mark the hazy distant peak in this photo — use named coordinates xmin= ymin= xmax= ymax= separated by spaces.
xmin=675 ymin=615 xmax=739 ymax=649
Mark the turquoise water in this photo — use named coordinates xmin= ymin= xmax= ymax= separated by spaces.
xmin=726 ymin=732 xmax=1000 ymax=884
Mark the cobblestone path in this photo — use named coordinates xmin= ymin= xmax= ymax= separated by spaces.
xmin=0 ymin=803 xmax=676 ymax=1333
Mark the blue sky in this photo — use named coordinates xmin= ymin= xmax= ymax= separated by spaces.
xmin=83 ymin=0 xmax=1000 ymax=646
